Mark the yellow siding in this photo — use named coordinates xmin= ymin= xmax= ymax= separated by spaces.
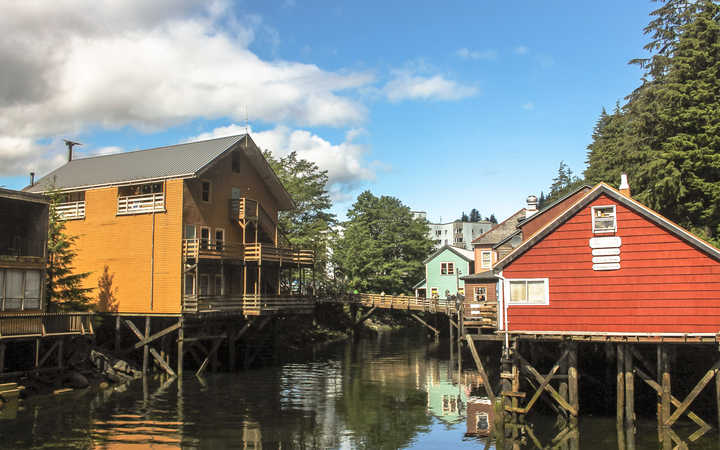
xmin=64 ymin=179 xmax=184 ymax=314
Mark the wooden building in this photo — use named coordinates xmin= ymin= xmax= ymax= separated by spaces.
xmin=414 ymin=245 xmax=474 ymax=300
xmin=25 ymin=134 xmax=314 ymax=316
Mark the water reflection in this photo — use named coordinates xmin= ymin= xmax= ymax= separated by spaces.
xmin=1 ymin=333 xmax=719 ymax=449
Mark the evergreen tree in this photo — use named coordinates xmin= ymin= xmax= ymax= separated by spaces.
xmin=489 ymin=214 xmax=498 ymax=224
xmin=545 ymin=161 xmax=585 ymax=205
xmin=460 ymin=211 xmax=470 ymax=222
xmin=332 ymin=191 xmax=433 ymax=294
xmin=96 ymin=265 xmax=118 ymax=312
xmin=469 ymin=208 xmax=481 ymax=222
xmin=538 ymin=191 xmax=546 ymax=209
xmin=46 ymin=190 xmax=93 ymax=311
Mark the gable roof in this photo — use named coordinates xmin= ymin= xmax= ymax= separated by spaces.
xmin=494 ymin=183 xmax=720 ymax=271
xmin=519 ymin=184 xmax=592 ymax=228
xmin=24 ymin=134 xmax=295 ymax=210
xmin=472 ymin=209 xmax=526 ymax=246
xmin=423 ymin=245 xmax=475 ymax=264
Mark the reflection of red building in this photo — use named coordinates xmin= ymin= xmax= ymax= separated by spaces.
xmin=465 ymin=397 xmax=492 ymax=437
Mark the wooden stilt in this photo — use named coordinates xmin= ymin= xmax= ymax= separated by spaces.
xmin=716 ymin=360 xmax=720 ymax=439
xmin=616 ymin=344 xmax=625 ymax=429
xmin=559 ymin=343 xmax=569 ymax=421
xmin=177 ymin=317 xmax=184 ymax=378
xmin=57 ymin=339 xmax=64 ymax=370
xmin=465 ymin=335 xmax=496 ymax=403
xmin=143 ymin=317 xmax=150 ymax=375
xmin=115 ymin=316 xmax=121 ymax=353
xmin=0 ymin=343 xmax=5 ymax=373
xmin=624 ymin=344 xmax=634 ymax=429
xmin=661 ymin=345 xmax=671 ymax=450
xmin=34 ymin=338 xmax=40 ymax=368
xmin=568 ymin=342 xmax=579 ymax=426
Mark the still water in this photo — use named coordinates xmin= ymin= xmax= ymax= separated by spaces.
xmin=0 ymin=332 xmax=718 ymax=449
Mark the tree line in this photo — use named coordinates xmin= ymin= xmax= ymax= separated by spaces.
xmin=538 ymin=0 xmax=720 ymax=246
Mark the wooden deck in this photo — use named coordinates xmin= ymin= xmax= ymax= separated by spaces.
xmin=183 ymin=294 xmax=315 ymax=315
xmin=0 ymin=312 xmax=94 ymax=340
xmin=182 ymin=239 xmax=313 ymax=265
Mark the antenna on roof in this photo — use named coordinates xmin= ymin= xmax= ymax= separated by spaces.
xmin=63 ymin=139 xmax=82 ymax=162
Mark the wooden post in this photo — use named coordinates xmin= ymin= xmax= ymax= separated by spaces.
xmin=624 ymin=344 xmax=635 ymax=430
xmin=177 ymin=317 xmax=184 ymax=378
xmin=568 ymin=342 xmax=579 ymax=427
xmin=143 ymin=316 xmax=150 ymax=375
xmin=449 ymin=315 xmax=454 ymax=363
xmin=559 ymin=343 xmax=570 ymax=421
xmin=58 ymin=339 xmax=64 ymax=370
xmin=0 ymin=343 xmax=5 ymax=373
xmin=661 ymin=345 xmax=671 ymax=450
xmin=616 ymin=343 xmax=625 ymax=430
xmin=511 ymin=340 xmax=520 ymax=441
xmin=35 ymin=338 xmax=40 ymax=368
xmin=115 ymin=315 xmax=121 ymax=353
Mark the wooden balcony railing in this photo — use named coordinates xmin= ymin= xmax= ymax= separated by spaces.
xmin=345 ymin=293 xmax=459 ymax=313
xmin=183 ymin=294 xmax=314 ymax=315
xmin=0 ymin=238 xmax=45 ymax=262
xmin=243 ymin=243 xmax=314 ymax=265
xmin=117 ymin=193 xmax=165 ymax=215
xmin=55 ymin=201 xmax=85 ymax=220
xmin=182 ymin=239 xmax=244 ymax=260
xmin=230 ymin=198 xmax=258 ymax=223
xmin=0 ymin=312 xmax=94 ymax=340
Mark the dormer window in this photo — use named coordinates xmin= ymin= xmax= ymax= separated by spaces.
xmin=592 ymin=205 xmax=616 ymax=234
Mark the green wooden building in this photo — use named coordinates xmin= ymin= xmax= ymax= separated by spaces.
xmin=414 ymin=245 xmax=474 ymax=299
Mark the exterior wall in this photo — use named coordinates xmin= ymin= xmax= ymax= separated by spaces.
xmin=63 ymin=179 xmax=184 ymax=314
xmin=183 ymin=150 xmax=280 ymax=246
xmin=425 ymin=248 xmax=471 ymax=299
xmin=503 ymin=193 xmax=720 ymax=333
xmin=464 ymin=281 xmax=496 ymax=302
xmin=473 ymin=245 xmax=496 ymax=273
xmin=429 ymin=221 xmax=493 ymax=250
xmin=520 ymin=188 xmax=590 ymax=240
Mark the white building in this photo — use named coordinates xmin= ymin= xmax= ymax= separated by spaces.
xmin=428 ymin=221 xmax=493 ymax=250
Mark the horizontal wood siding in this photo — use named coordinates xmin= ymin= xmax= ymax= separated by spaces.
xmin=503 ymin=193 xmax=720 ymax=333
xmin=63 ymin=179 xmax=183 ymax=314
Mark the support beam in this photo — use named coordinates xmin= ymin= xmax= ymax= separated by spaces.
xmin=665 ymin=359 xmax=720 ymax=427
xmin=518 ymin=354 xmax=577 ymax=416
xmin=465 ymin=335 xmax=496 ymax=403
xmin=617 ymin=344 xmax=625 ymax=431
xmin=410 ymin=313 xmax=439 ymax=338
xmin=115 ymin=316 xmax=121 ymax=353
xmin=37 ymin=340 xmax=61 ymax=368
xmin=143 ymin=317 xmax=150 ymax=375
xmin=0 ymin=343 xmax=4 ymax=373
xmin=520 ymin=349 xmax=568 ymax=415
xmin=568 ymin=342 xmax=579 ymax=426
xmin=132 ymin=322 xmax=182 ymax=350
xmin=624 ymin=344 xmax=635 ymax=430
xmin=661 ymin=345 xmax=671 ymax=450
xmin=354 ymin=307 xmax=377 ymax=327
xmin=124 ymin=318 xmax=176 ymax=377
xmin=177 ymin=317 xmax=184 ymax=378
xmin=196 ymin=336 xmax=227 ymax=377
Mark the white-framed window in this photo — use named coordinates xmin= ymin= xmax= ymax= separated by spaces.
xmin=440 ymin=262 xmax=455 ymax=275
xmin=215 ymin=228 xmax=225 ymax=251
xmin=506 ymin=279 xmax=549 ymax=305
xmin=430 ymin=287 xmax=438 ymax=298
xmin=184 ymin=273 xmax=195 ymax=296
xmin=201 ymin=180 xmax=212 ymax=203
xmin=215 ymin=274 xmax=224 ymax=296
xmin=474 ymin=286 xmax=487 ymax=302
xmin=199 ymin=226 xmax=210 ymax=250
xmin=184 ymin=224 xmax=196 ymax=239
xmin=480 ymin=251 xmax=493 ymax=269
xmin=592 ymin=205 xmax=616 ymax=233
xmin=199 ymin=274 xmax=210 ymax=296
xmin=0 ymin=269 xmax=42 ymax=311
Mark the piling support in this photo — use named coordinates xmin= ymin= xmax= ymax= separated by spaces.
xmin=661 ymin=344 xmax=671 ymax=450
xmin=568 ymin=342 xmax=579 ymax=426
xmin=143 ymin=317 xmax=151 ymax=375
xmin=624 ymin=344 xmax=634 ymax=429
xmin=716 ymin=359 xmax=720 ymax=438
xmin=616 ymin=343 xmax=625 ymax=429
xmin=177 ymin=317 xmax=184 ymax=378
xmin=34 ymin=338 xmax=40 ymax=368
xmin=559 ymin=343 xmax=570 ymax=421
xmin=0 ymin=343 xmax=5 ymax=373
xmin=115 ymin=316 xmax=121 ymax=353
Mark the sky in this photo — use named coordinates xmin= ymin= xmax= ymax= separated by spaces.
xmin=0 ymin=0 xmax=656 ymax=222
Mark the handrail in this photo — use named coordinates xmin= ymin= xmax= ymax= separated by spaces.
xmin=117 ymin=193 xmax=164 ymax=215
xmin=54 ymin=201 xmax=86 ymax=220
xmin=0 ymin=312 xmax=94 ymax=339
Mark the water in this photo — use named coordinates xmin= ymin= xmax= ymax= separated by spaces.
xmin=0 ymin=332 xmax=718 ymax=449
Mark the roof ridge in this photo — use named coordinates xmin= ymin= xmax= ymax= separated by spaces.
xmin=70 ymin=133 xmax=247 ymax=162
xmin=471 ymin=208 xmax=526 ymax=244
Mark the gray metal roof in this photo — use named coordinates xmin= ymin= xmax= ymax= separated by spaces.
xmin=24 ymin=134 xmax=295 ymax=210
xmin=26 ymin=134 xmax=246 ymax=193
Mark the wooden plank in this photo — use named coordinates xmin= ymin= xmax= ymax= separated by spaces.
xmin=624 ymin=344 xmax=635 ymax=429
xmin=518 ymin=354 xmax=577 ymax=416
xmin=133 ymin=322 xmax=181 ymax=350
xmin=665 ymin=359 xmax=720 ymax=426
xmin=196 ymin=335 xmax=226 ymax=378
xmin=410 ymin=313 xmax=439 ymax=335
xmin=37 ymin=341 xmax=60 ymax=368
xmin=465 ymin=335 xmax=496 ymax=403
xmin=523 ymin=350 xmax=568 ymax=415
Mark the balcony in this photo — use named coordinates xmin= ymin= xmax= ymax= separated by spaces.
xmin=182 ymin=294 xmax=314 ymax=315
xmin=0 ymin=238 xmax=44 ymax=267
xmin=230 ymin=198 xmax=259 ymax=223
xmin=0 ymin=312 xmax=94 ymax=340
xmin=243 ymin=243 xmax=314 ymax=265
xmin=182 ymin=239 xmax=313 ymax=265
xmin=117 ymin=193 xmax=165 ymax=215
xmin=182 ymin=239 xmax=244 ymax=260
xmin=55 ymin=201 xmax=85 ymax=220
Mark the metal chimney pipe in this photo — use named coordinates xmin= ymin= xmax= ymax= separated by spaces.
xmin=29 ymin=172 xmax=35 ymax=186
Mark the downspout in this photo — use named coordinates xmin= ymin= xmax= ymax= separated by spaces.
xmin=496 ymin=270 xmax=509 ymax=354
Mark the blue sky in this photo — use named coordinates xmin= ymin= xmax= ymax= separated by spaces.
xmin=0 ymin=0 xmax=655 ymax=222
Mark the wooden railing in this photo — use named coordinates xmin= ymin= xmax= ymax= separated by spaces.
xmin=230 ymin=198 xmax=258 ymax=223
xmin=0 ymin=312 xmax=94 ymax=340
xmin=0 ymin=238 xmax=44 ymax=261
xmin=342 ymin=293 xmax=459 ymax=313
xmin=117 ymin=193 xmax=165 ymax=215
xmin=462 ymin=301 xmax=498 ymax=329
xmin=243 ymin=243 xmax=314 ymax=265
xmin=182 ymin=239 xmax=244 ymax=260
xmin=55 ymin=201 xmax=85 ymax=220
xmin=182 ymin=294 xmax=314 ymax=314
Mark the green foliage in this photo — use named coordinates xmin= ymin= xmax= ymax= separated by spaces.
xmin=584 ymin=0 xmax=720 ymax=244
xmin=263 ymin=150 xmax=336 ymax=288
xmin=46 ymin=189 xmax=93 ymax=311
xmin=541 ymin=161 xmax=585 ymax=207
xmin=96 ymin=265 xmax=118 ymax=312
xmin=460 ymin=211 xmax=469 ymax=221
xmin=469 ymin=208 xmax=481 ymax=222
xmin=489 ymin=213 xmax=498 ymax=224
xmin=333 ymin=191 xmax=434 ymax=294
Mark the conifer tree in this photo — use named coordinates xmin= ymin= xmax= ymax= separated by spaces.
xmin=46 ymin=190 xmax=93 ymax=310
xmin=469 ymin=209 xmax=481 ymax=222
xmin=96 ymin=265 xmax=118 ymax=312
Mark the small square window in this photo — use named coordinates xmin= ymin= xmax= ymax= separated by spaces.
xmin=201 ymin=181 xmax=211 ymax=203
xmin=592 ymin=205 xmax=616 ymax=233
xmin=440 ymin=262 xmax=455 ymax=275
xmin=474 ymin=287 xmax=487 ymax=302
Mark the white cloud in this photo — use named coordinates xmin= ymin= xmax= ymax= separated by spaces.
xmin=188 ymin=125 xmax=376 ymax=201
xmin=383 ymin=71 xmax=478 ymax=102
xmin=514 ymin=46 xmax=529 ymax=55
xmin=522 ymin=102 xmax=535 ymax=110
xmin=456 ymin=48 xmax=497 ymax=60
xmin=0 ymin=0 xmax=373 ymax=176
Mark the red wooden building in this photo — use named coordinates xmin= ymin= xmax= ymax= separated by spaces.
xmin=493 ymin=182 xmax=720 ymax=335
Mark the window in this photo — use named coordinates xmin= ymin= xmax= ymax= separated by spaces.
xmin=440 ymin=262 xmax=455 ymax=275
xmin=215 ymin=229 xmax=225 ymax=251
xmin=430 ymin=287 xmax=438 ymax=298
xmin=232 ymin=151 xmax=241 ymax=173
xmin=435 ymin=230 xmax=442 ymax=236
xmin=474 ymin=287 xmax=487 ymax=302
xmin=201 ymin=181 xmax=212 ymax=203
xmin=184 ymin=274 xmax=195 ymax=296
xmin=592 ymin=205 xmax=616 ymax=233
xmin=0 ymin=269 xmax=41 ymax=311
xmin=476 ymin=413 xmax=490 ymax=433
xmin=480 ymin=251 xmax=492 ymax=269
xmin=507 ymin=279 xmax=549 ymax=305
xmin=199 ymin=226 xmax=210 ymax=250
xmin=215 ymin=274 xmax=224 ymax=296
xmin=199 ymin=275 xmax=210 ymax=296
xmin=184 ymin=224 xmax=196 ymax=239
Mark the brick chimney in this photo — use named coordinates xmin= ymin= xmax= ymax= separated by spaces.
xmin=525 ymin=195 xmax=538 ymax=218
xmin=619 ymin=173 xmax=631 ymax=197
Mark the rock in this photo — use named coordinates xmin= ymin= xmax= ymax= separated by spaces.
xmin=64 ymin=371 xmax=89 ymax=389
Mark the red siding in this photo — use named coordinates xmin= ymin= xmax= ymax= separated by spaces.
xmin=503 ymin=194 xmax=720 ymax=333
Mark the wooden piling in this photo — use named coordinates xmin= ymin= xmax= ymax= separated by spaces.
xmin=0 ymin=343 xmax=5 ymax=373
xmin=624 ymin=344 xmax=634 ymax=429
xmin=559 ymin=343 xmax=569 ymax=421
xmin=568 ymin=342 xmax=579 ymax=427
xmin=177 ymin=317 xmax=184 ymax=378
xmin=616 ymin=343 xmax=625 ymax=430
xmin=143 ymin=317 xmax=150 ymax=375
xmin=660 ymin=345 xmax=671 ymax=450
xmin=34 ymin=338 xmax=40 ymax=368
xmin=57 ymin=339 xmax=64 ymax=370
xmin=716 ymin=361 xmax=720 ymax=438
xmin=115 ymin=316 xmax=121 ymax=353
